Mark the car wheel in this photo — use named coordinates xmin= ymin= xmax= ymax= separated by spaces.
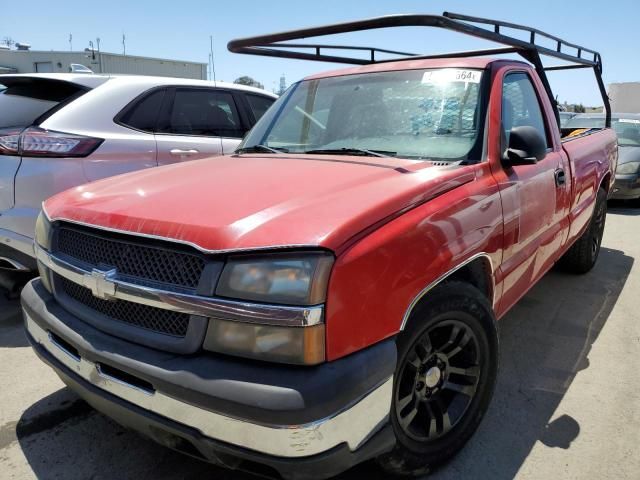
xmin=559 ymin=188 xmax=607 ymax=274
xmin=377 ymin=281 xmax=498 ymax=476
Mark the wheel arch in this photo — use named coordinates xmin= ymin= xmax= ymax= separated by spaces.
xmin=599 ymin=171 xmax=612 ymax=194
xmin=400 ymin=253 xmax=495 ymax=331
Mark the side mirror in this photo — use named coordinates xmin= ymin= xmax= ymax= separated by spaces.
xmin=503 ymin=126 xmax=547 ymax=165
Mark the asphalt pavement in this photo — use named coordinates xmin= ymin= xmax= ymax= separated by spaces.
xmin=1 ymin=203 xmax=639 ymax=479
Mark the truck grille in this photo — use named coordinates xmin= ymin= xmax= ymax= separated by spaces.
xmin=57 ymin=225 xmax=206 ymax=290
xmin=60 ymin=277 xmax=190 ymax=337
xmin=51 ymin=223 xmax=210 ymax=346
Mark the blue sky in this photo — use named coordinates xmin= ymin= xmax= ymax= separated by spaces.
xmin=3 ymin=0 xmax=637 ymax=105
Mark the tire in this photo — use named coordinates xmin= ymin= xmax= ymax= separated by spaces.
xmin=0 ymin=269 xmax=36 ymax=298
xmin=559 ymin=188 xmax=607 ymax=274
xmin=377 ymin=281 xmax=498 ymax=477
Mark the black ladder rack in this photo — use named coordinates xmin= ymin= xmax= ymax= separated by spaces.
xmin=228 ymin=12 xmax=610 ymax=127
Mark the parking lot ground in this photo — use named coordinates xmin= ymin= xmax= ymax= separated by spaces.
xmin=1 ymin=203 xmax=639 ymax=480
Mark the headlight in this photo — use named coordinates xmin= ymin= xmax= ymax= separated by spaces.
xmin=216 ymin=252 xmax=334 ymax=306
xmin=35 ymin=210 xmax=52 ymax=251
xmin=617 ymin=161 xmax=640 ymax=175
xmin=208 ymin=252 xmax=333 ymax=364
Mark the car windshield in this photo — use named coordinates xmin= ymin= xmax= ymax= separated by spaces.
xmin=239 ymin=68 xmax=486 ymax=161
xmin=564 ymin=115 xmax=606 ymax=129
xmin=565 ymin=115 xmax=640 ymax=146
xmin=559 ymin=112 xmax=575 ymax=127
xmin=613 ymin=118 xmax=640 ymax=146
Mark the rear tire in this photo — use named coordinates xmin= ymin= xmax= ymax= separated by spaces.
xmin=559 ymin=188 xmax=607 ymax=274
xmin=377 ymin=282 xmax=498 ymax=477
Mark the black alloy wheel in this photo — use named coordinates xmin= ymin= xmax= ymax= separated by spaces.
xmin=395 ymin=319 xmax=480 ymax=442
xmin=559 ymin=188 xmax=607 ymax=274
xmin=377 ymin=281 xmax=498 ymax=476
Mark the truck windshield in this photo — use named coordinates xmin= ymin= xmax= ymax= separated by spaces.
xmin=239 ymin=68 xmax=486 ymax=161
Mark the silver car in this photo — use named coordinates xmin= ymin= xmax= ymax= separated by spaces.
xmin=0 ymin=73 xmax=276 ymax=292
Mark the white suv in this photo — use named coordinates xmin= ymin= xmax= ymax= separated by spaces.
xmin=0 ymin=73 xmax=276 ymax=292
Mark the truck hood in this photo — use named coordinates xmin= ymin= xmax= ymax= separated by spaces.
xmin=44 ymin=154 xmax=475 ymax=253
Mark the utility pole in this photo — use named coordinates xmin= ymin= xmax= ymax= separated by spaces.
xmin=96 ymin=37 xmax=102 ymax=73
xmin=210 ymin=35 xmax=216 ymax=83
xmin=122 ymin=33 xmax=126 ymax=55
xmin=69 ymin=33 xmax=72 ymax=51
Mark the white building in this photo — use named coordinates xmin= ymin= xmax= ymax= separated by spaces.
xmin=0 ymin=48 xmax=207 ymax=79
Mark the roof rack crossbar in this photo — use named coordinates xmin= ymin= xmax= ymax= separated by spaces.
xmin=544 ymin=64 xmax=593 ymax=72
xmin=228 ymin=13 xmax=602 ymax=70
xmin=442 ymin=12 xmax=601 ymax=67
xmin=373 ymin=46 xmax=522 ymax=64
xmin=228 ymin=12 xmax=610 ymax=126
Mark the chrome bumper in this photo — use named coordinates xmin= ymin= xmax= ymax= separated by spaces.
xmin=24 ymin=308 xmax=393 ymax=459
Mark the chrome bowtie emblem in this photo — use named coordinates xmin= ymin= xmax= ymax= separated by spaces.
xmin=83 ymin=268 xmax=117 ymax=300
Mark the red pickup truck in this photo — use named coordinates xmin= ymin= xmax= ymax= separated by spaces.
xmin=22 ymin=13 xmax=617 ymax=479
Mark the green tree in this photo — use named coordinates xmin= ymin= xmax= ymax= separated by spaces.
xmin=234 ymin=76 xmax=264 ymax=89
xmin=575 ymin=103 xmax=586 ymax=113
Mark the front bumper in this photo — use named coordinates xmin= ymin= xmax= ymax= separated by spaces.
xmin=22 ymin=279 xmax=396 ymax=479
xmin=610 ymin=173 xmax=640 ymax=200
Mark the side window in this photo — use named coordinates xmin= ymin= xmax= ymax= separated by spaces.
xmin=502 ymin=73 xmax=549 ymax=147
xmin=164 ymin=88 xmax=243 ymax=138
xmin=118 ymin=89 xmax=166 ymax=132
xmin=246 ymin=94 xmax=275 ymax=122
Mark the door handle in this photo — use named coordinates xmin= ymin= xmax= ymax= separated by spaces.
xmin=554 ymin=168 xmax=566 ymax=187
xmin=170 ymin=149 xmax=199 ymax=156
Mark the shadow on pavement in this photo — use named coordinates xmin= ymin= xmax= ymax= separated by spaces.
xmin=608 ymin=200 xmax=640 ymax=215
xmin=0 ymin=289 xmax=28 ymax=348
xmin=15 ymin=248 xmax=633 ymax=480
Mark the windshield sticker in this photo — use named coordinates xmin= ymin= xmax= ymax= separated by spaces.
xmin=422 ymin=69 xmax=481 ymax=84
xmin=618 ymin=118 xmax=640 ymax=124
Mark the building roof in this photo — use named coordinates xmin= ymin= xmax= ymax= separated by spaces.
xmin=3 ymin=49 xmax=207 ymax=66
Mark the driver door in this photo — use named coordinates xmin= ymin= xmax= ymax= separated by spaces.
xmin=492 ymin=70 xmax=570 ymax=314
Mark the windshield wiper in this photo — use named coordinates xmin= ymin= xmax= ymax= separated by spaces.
xmin=304 ymin=147 xmax=395 ymax=158
xmin=236 ymin=144 xmax=288 ymax=154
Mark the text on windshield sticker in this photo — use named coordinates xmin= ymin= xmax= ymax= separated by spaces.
xmin=422 ymin=69 xmax=481 ymax=84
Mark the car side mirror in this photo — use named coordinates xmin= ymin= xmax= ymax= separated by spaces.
xmin=503 ymin=126 xmax=547 ymax=165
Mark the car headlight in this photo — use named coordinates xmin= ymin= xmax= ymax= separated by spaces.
xmin=216 ymin=252 xmax=334 ymax=306
xmin=35 ymin=210 xmax=52 ymax=251
xmin=617 ymin=161 xmax=640 ymax=175
xmin=207 ymin=252 xmax=334 ymax=365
